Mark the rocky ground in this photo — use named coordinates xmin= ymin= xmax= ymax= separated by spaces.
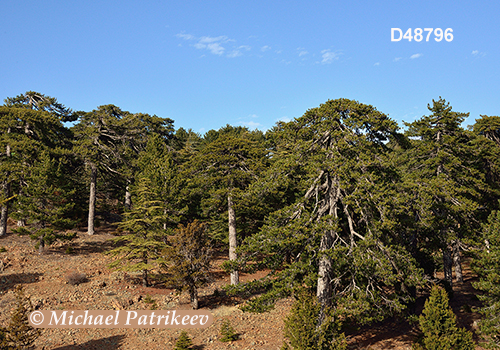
xmin=0 ymin=224 xmax=486 ymax=349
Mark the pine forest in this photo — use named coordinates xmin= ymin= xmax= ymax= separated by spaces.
xmin=1 ymin=91 xmax=500 ymax=349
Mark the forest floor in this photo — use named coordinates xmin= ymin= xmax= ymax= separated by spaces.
xmin=0 ymin=223 xmax=487 ymax=350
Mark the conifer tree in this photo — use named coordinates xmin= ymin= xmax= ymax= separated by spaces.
xmin=471 ymin=115 xmax=500 ymax=212
xmin=136 ymin=134 xmax=186 ymax=231
xmin=416 ymin=285 xmax=474 ymax=350
xmin=13 ymin=150 xmax=77 ymax=253
xmin=162 ymin=220 xmax=212 ymax=309
xmin=282 ymin=290 xmax=346 ymax=350
xmin=219 ymin=319 xmax=238 ymax=342
xmin=72 ymin=105 xmax=175 ymax=235
xmin=0 ymin=285 xmax=41 ymax=349
xmin=72 ymin=105 xmax=129 ymax=235
xmin=189 ymin=130 xmax=266 ymax=285
xmin=472 ymin=208 xmax=500 ymax=348
xmin=0 ymin=106 xmax=72 ymax=236
xmin=403 ymin=98 xmax=484 ymax=286
xmin=174 ymin=331 xmax=193 ymax=350
xmin=5 ymin=91 xmax=76 ymax=122
xmin=108 ymin=176 xmax=166 ymax=287
xmin=237 ymin=99 xmax=424 ymax=326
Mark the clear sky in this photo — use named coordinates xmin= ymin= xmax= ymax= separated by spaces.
xmin=1 ymin=1 xmax=498 ymax=134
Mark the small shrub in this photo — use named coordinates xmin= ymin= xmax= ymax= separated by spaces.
xmin=0 ymin=246 xmax=7 ymax=253
xmin=415 ymin=285 xmax=474 ymax=350
xmin=65 ymin=246 xmax=74 ymax=254
xmin=144 ymin=294 xmax=154 ymax=303
xmin=65 ymin=270 xmax=87 ymax=285
xmin=0 ymin=285 xmax=41 ymax=349
xmin=282 ymin=290 xmax=346 ymax=350
xmin=174 ymin=331 xmax=193 ymax=350
xmin=219 ymin=319 xmax=238 ymax=342
xmin=143 ymin=294 xmax=158 ymax=310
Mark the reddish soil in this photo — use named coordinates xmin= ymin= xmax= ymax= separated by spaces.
xmin=0 ymin=224 xmax=486 ymax=349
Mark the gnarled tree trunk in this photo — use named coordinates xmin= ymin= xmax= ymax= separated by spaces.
xmin=0 ymin=181 xmax=9 ymax=236
xmin=124 ymin=183 xmax=132 ymax=210
xmin=0 ymin=141 xmax=11 ymax=237
xmin=87 ymin=163 xmax=97 ymax=235
xmin=452 ymin=239 xmax=463 ymax=283
xmin=317 ymin=174 xmax=338 ymax=325
xmin=228 ymin=194 xmax=239 ymax=285
xmin=190 ymin=286 xmax=199 ymax=310
xmin=443 ymin=245 xmax=453 ymax=287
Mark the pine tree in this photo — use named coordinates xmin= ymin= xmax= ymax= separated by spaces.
xmin=189 ymin=129 xmax=266 ymax=285
xmin=219 ymin=319 xmax=238 ymax=342
xmin=72 ymin=105 xmax=129 ymax=235
xmin=237 ymin=99 xmax=424 ymax=326
xmin=72 ymin=105 xmax=175 ymax=235
xmin=13 ymin=150 xmax=77 ymax=253
xmin=5 ymin=91 xmax=76 ymax=122
xmin=416 ymin=285 xmax=474 ymax=350
xmin=472 ymin=208 xmax=500 ymax=348
xmin=0 ymin=105 xmax=73 ymax=236
xmin=173 ymin=331 xmax=193 ymax=350
xmin=282 ymin=290 xmax=346 ymax=350
xmin=162 ymin=220 xmax=212 ymax=309
xmin=136 ymin=134 xmax=186 ymax=231
xmin=403 ymin=98 xmax=484 ymax=286
xmin=0 ymin=285 xmax=41 ymax=349
xmin=108 ymin=176 xmax=166 ymax=287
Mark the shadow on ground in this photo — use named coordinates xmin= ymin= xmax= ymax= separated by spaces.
xmin=52 ymin=334 xmax=126 ymax=350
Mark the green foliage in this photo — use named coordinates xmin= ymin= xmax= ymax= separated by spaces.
xmin=282 ymin=290 xmax=346 ymax=350
xmin=189 ymin=130 xmax=267 ymax=244
xmin=219 ymin=319 xmax=238 ymax=342
xmin=12 ymin=150 xmax=77 ymax=252
xmin=143 ymin=295 xmax=158 ymax=310
xmin=472 ymin=208 xmax=500 ymax=348
xmin=107 ymin=176 xmax=167 ymax=287
xmin=4 ymin=91 xmax=76 ymax=122
xmin=236 ymin=98 xmax=424 ymax=324
xmin=162 ymin=220 xmax=212 ymax=309
xmin=415 ymin=285 xmax=474 ymax=350
xmin=136 ymin=134 xmax=187 ymax=230
xmin=402 ymin=98 xmax=485 ymax=284
xmin=174 ymin=331 xmax=193 ymax=350
xmin=0 ymin=286 xmax=41 ymax=349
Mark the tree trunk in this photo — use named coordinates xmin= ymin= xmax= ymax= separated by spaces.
xmin=16 ymin=177 xmax=26 ymax=227
xmin=0 ymin=183 xmax=9 ymax=236
xmin=124 ymin=184 xmax=132 ymax=210
xmin=452 ymin=239 xmax=463 ymax=283
xmin=190 ymin=286 xmax=199 ymax=310
xmin=163 ymin=208 xmax=168 ymax=230
xmin=142 ymin=269 xmax=149 ymax=287
xmin=317 ymin=176 xmax=337 ymax=326
xmin=443 ymin=246 xmax=453 ymax=287
xmin=87 ymin=163 xmax=97 ymax=235
xmin=0 ymin=142 xmax=11 ymax=237
xmin=317 ymin=230 xmax=334 ymax=325
xmin=38 ymin=234 xmax=45 ymax=254
xmin=228 ymin=194 xmax=239 ymax=285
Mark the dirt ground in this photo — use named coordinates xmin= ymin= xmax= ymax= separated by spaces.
xmin=0 ymin=224 xmax=486 ymax=349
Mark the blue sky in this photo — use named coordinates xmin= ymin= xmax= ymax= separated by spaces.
xmin=1 ymin=1 xmax=498 ymax=134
